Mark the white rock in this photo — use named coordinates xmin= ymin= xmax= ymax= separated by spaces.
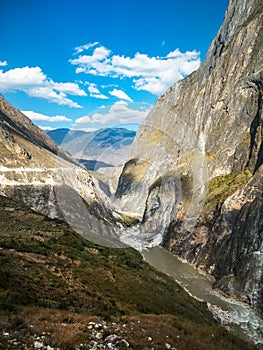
xmin=94 ymin=332 xmax=103 ymax=340
xmin=34 ymin=340 xmax=44 ymax=349
xmin=118 ymin=339 xmax=129 ymax=347
xmin=105 ymin=334 xmax=118 ymax=343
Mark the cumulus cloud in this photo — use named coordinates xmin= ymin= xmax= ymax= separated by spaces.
xmin=0 ymin=61 xmax=7 ymax=67
xmin=22 ymin=110 xmax=72 ymax=122
xmin=0 ymin=66 xmax=86 ymax=108
xmin=70 ymin=43 xmax=200 ymax=95
xmin=109 ymin=88 xmax=132 ymax=102
xmin=87 ymin=83 xmax=108 ymax=99
xmin=72 ymin=46 xmax=110 ymax=66
xmin=75 ymin=101 xmax=151 ymax=127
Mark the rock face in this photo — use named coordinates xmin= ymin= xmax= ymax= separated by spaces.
xmin=116 ymin=0 xmax=263 ymax=312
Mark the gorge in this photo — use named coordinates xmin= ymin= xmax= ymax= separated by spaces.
xmin=114 ymin=0 xmax=263 ymax=317
xmin=0 ymin=0 xmax=262 ymax=348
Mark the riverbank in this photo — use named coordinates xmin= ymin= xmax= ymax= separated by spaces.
xmin=142 ymin=246 xmax=263 ymax=347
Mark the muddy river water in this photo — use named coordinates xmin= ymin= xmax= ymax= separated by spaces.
xmin=142 ymin=246 xmax=263 ymax=346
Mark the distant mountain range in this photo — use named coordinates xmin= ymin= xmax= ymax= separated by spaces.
xmin=47 ymin=127 xmax=136 ymax=170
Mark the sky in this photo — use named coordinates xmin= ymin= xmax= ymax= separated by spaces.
xmin=1 ymin=0 xmax=229 ymax=132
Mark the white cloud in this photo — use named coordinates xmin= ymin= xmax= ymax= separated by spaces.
xmin=39 ymin=126 xmax=56 ymax=131
xmin=87 ymin=83 xmax=108 ymax=99
xmin=73 ymin=42 xmax=99 ymax=55
xmin=109 ymin=88 xmax=132 ymax=102
xmin=0 ymin=66 xmax=46 ymax=88
xmin=0 ymin=66 xmax=86 ymax=108
xmin=76 ymin=67 xmax=86 ymax=74
xmin=27 ymin=87 xmax=82 ymax=108
xmin=22 ymin=110 xmax=72 ymax=122
xmin=51 ymin=82 xmax=86 ymax=96
xmin=75 ymin=101 xmax=151 ymax=126
xmin=73 ymin=127 xmax=99 ymax=132
xmin=71 ymin=46 xmax=110 ymax=66
xmin=70 ymin=43 xmax=200 ymax=95
xmin=0 ymin=61 xmax=7 ymax=67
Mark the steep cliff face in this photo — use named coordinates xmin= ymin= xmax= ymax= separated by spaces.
xmin=206 ymin=168 xmax=263 ymax=311
xmin=116 ymin=0 xmax=263 ymax=312
xmin=131 ymin=0 xmax=262 ymax=178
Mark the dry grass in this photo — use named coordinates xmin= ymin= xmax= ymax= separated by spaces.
xmin=0 ymin=307 xmax=257 ymax=350
xmin=49 ymin=321 xmax=84 ymax=349
xmin=0 ymin=196 xmax=258 ymax=350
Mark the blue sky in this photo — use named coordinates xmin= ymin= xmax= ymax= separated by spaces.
xmin=1 ymin=0 xmax=229 ymax=131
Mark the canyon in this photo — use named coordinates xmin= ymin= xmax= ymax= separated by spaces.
xmin=0 ymin=0 xmax=262 ymax=347
xmin=114 ymin=0 xmax=263 ymax=315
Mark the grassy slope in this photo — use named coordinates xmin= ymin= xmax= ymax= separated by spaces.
xmin=0 ymin=195 xmax=256 ymax=350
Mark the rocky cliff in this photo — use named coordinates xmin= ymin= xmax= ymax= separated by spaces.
xmin=0 ymin=95 xmax=77 ymax=165
xmin=115 ymin=0 xmax=263 ymax=313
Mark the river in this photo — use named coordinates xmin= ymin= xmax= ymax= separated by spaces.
xmin=142 ymin=246 xmax=263 ymax=347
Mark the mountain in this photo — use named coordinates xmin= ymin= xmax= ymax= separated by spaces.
xmin=47 ymin=128 xmax=136 ymax=169
xmin=0 ymin=94 xmax=119 ymax=246
xmin=0 ymin=0 xmax=262 ymax=347
xmin=0 ymin=96 xmax=77 ymax=166
xmin=0 ymin=98 xmax=255 ymax=348
xmin=0 ymin=195 xmax=255 ymax=350
xmin=46 ymin=128 xmax=72 ymax=146
xmin=115 ymin=0 xmax=263 ymax=313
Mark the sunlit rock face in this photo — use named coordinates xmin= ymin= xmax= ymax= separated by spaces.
xmin=115 ymin=0 xmax=263 ymax=312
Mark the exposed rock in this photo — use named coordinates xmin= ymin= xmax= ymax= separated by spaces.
xmin=0 ymin=95 xmax=77 ymax=165
xmin=115 ymin=0 xmax=263 ymax=313
xmin=140 ymin=174 xmax=183 ymax=235
xmin=211 ymin=169 xmax=263 ymax=311
xmin=34 ymin=340 xmax=44 ymax=349
xmin=0 ymin=95 xmax=120 ymax=247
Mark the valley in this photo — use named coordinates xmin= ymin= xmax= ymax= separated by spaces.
xmin=0 ymin=195 xmax=254 ymax=350
xmin=0 ymin=0 xmax=262 ymax=348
